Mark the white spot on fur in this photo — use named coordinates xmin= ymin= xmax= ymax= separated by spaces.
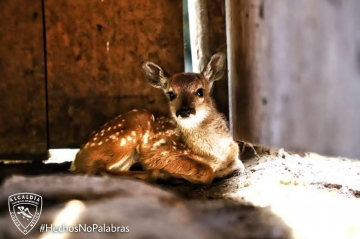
xmin=116 ymin=132 xmax=119 ymax=136
xmin=127 ymin=136 xmax=132 ymax=141
xmin=108 ymin=157 xmax=133 ymax=171
xmin=120 ymin=138 xmax=126 ymax=146
xmin=143 ymin=131 xmax=149 ymax=144
xmin=90 ymin=143 xmax=95 ymax=147
xmin=160 ymin=151 xmax=169 ymax=156
xmin=152 ymin=139 xmax=167 ymax=150
xmin=107 ymin=127 xmax=111 ymax=131
xmin=118 ymin=123 xmax=122 ymax=127
xmin=98 ymin=141 xmax=103 ymax=145
xmin=93 ymin=137 xmax=98 ymax=141
xmin=131 ymin=131 xmax=136 ymax=136
xmin=109 ymin=135 xmax=118 ymax=141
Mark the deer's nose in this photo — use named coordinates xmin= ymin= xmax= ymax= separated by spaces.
xmin=176 ymin=107 xmax=192 ymax=118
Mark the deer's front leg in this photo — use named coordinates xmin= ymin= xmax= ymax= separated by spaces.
xmin=165 ymin=156 xmax=214 ymax=184
xmin=104 ymin=156 xmax=213 ymax=184
xmin=103 ymin=169 xmax=166 ymax=183
xmin=142 ymin=154 xmax=214 ymax=184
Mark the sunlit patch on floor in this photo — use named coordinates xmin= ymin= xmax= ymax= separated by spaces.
xmin=40 ymin=200 xmax=86 ymax=239
xmin=227 ymin=150 xmax=360 ymax=239
xmin=46 ymin=149 xmax=79 ymax=164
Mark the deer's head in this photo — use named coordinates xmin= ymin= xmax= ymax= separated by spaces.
xmin=142 ymin=53 xmax=226 ymax=129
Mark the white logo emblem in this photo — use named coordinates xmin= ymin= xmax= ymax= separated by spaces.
xmin=8 ymin=193 xmax=42 ymax=235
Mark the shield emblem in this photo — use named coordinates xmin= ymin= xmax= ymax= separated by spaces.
xmin=8 ymin=193 xmax=42 ymax=235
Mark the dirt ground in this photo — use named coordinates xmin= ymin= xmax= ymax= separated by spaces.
xmin=165 ymin=143 xmax=360 ymax=239
xmin=0 ymin=142 xmax=359 ymax=239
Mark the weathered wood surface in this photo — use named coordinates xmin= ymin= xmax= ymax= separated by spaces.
xmin=226 ymin=0 xmax=255 ymax=141
xmin=45 ymin=0 xmax=184 ymax=148
xmin=226 ymin=0 xmax=360 ymax=158
xmin=0 ymin=0 xmax=47 ymax=158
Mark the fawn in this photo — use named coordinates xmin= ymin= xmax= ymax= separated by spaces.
xmin=69 ymin=52 xmax=244 ymax=184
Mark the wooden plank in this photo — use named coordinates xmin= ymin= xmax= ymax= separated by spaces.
xmin=45 ymin=0 xmax=184 ymax=148
xmin=226 ymin=0 xmax=360 ymax=158
xmin=0 ymin=0 xmax=47 ymax=158
xmin=226 ymin=0 xmax=255 ymax=141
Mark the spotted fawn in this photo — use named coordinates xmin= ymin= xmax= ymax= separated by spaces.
xmin=69 ymin=52 xmax=244 ymax=184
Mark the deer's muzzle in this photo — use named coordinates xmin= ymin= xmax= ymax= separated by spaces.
xmin=176 ymin=107 xmax=195 ymax=118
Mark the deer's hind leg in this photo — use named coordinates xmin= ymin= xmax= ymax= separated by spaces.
xmin=102 ymin=140 xmax=214 ymax=184
xmin=72 ymin=143 xmax=139 ymax=176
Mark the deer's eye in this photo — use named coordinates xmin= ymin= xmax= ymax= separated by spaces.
xmin=167 ymin=91 xmax=176 ymax=101
xmin=196 ymin=88 xmax=204 ymax=97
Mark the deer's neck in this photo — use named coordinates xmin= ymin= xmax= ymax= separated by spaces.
xmin=178 ymin=110 xmax=232 ymax=149
xmin=176 ymin=110 xmax=236 ymax=173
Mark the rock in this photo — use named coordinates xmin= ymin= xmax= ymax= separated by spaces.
xmin=0 ymin=175 xmax=292 ymax=239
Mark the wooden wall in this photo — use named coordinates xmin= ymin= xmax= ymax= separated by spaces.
xmin=45 ymin=0 xmax=184 ymax=148
xmin=0 ymin=0 xmax=184 ymax=156
xmin=0 ymin=0 xmax=47 ymax=158
xmin=5 ymin=0 xmax=358 ymax=159
xmin=226 ymin=0 xmax=360 ymax=158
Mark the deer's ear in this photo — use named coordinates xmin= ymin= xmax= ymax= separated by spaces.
xmin=201 ymin=53 xmax=226 ymax=83
xmin=142 ymin=61 xmax=169 ymax=89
